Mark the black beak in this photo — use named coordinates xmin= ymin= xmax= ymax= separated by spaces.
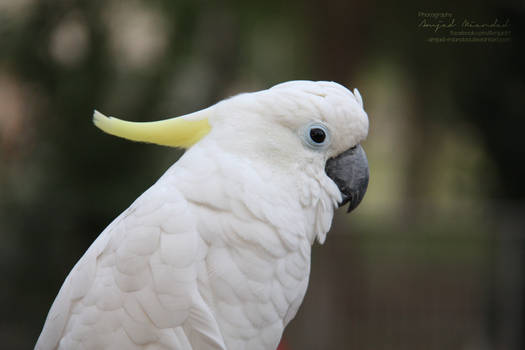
xmin=325 ymin=144 xmax=369 ymax=213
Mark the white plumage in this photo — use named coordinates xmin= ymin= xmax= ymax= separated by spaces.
xmin=36 ymin=81 xmax=369 ymax=350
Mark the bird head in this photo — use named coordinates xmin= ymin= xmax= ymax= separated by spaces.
xmin=94 ymin=81 xmax=369 ymax=218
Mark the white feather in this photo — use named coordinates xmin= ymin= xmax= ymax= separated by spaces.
xmin=353 ymin=88 xmax=363 ymax=108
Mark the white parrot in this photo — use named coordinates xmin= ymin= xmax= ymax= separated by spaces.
xmin=35 ymin=80 xmax=369 ymax=350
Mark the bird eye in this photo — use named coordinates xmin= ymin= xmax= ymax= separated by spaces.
xmin=302 ymin=123 xmax=331 ymax=149
xmin=310 ymin=128 xmax=326 ymax=143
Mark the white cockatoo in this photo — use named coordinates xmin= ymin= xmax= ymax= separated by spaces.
xmin=36 ymin=80 xmax=369 ymax=350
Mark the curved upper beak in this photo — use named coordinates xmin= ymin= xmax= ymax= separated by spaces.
xmin=325 ymin=144 xmax=369 ymax=213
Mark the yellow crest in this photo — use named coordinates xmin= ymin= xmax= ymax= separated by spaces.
xmin=93 ymin=109 xmax=212 ymax=149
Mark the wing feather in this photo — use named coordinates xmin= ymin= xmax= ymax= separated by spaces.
xmin=36 ymin=177 xmax=224 ymax=350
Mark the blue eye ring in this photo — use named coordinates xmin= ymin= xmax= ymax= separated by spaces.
xmin=302 ymin=122 xmax=331 ymax=150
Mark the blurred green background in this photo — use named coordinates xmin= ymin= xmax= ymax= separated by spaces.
xmin=1 ymin=0 xmax=524 ymax=349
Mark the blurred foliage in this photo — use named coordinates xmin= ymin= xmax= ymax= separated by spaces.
xmin=0 ymin=0 xmax=524 ymax=349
